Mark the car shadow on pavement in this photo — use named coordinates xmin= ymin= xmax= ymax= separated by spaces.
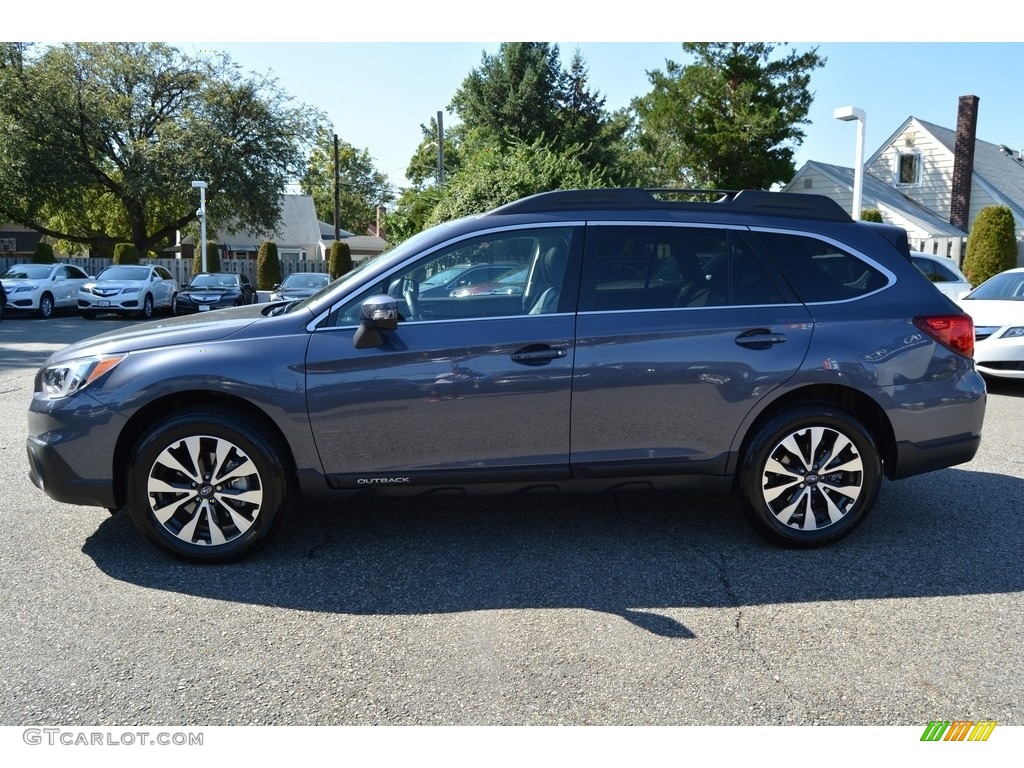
xmin=81 ymin=465 xmax=1024 ymax=638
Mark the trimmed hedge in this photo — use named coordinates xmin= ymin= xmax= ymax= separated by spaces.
xmin=256 ymin=240 xmax=281 ymax=290
xmin=113 ymin=242 xmax=139 ymax=265
xmin=191 ymin=241 xmax=221 ymax=276
xmin=329 ymin=240 xmax=352 ymax=280
xmin=860 ymin=209 xmax=883 ymax=223
xmin=962 ymin=205 xmax=1018 ymax=286
xmin=32 ymin=242 xmax=55 ymax=264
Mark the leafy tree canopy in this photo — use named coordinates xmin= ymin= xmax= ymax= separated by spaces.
xmin=0 ymin=42 xmax=324 ymax=255
xmin=632 ymin=42 xmax=825 ymax=190
xmin=300 ymin=127 xmax=393 ymax=235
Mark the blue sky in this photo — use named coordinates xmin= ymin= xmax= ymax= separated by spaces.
xmin=12 ymin=4 xmax=1024 ymax=194
xmin=182 ymin=40 xmax=1024 ymax=194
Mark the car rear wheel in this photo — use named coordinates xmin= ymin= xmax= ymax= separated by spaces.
xmin=126 ymin=408 xmax=292 ymax=563
xmin=738 ymin=406 xmax=880 ymax=548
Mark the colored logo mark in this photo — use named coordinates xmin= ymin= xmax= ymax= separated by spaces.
xmin=920 ymin=720 xmax=996 ymax=742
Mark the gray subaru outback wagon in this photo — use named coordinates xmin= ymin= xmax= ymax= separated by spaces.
xmin=27 ymin=189 xmax=986 ymax=562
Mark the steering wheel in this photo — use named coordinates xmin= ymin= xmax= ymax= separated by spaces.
xmin=402 ymin=279 xmax=421 ymax=321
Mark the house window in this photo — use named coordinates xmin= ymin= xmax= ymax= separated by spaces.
xmin=896 ymin=151 xmax=922 ymax=186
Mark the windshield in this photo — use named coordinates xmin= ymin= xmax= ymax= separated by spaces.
xmin=281 ymin=273 xmax=330 ymax=289
xmin=97 ymin=265 xmax=150 ymax=281
xmin=189 ymin=274 xmax=237 ymax=288
xmin=1 ymin=264 xmax=53 ymax=280
xmin=964 ymin=271 xmax=1024 ymax=301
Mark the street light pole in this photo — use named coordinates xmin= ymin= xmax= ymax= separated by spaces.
xmin=833 ymin=106 xmax=866 ymax=220
xmin=191 ymin=180 xmax=208 ymax=272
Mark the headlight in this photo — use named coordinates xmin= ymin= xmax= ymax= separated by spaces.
xmin=39 ymin=355 xmax=126 ymax=399
xmin=119 ymin=286 xmax=140 ymax=294
xmin=13 ymin=285 xmax=35 ymax=293
xmin=1001 ymin=327 xmax=1024 ymax=339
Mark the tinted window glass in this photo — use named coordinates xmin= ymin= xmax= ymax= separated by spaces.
xmin=754 ymin=231 xmax=888 ymax=302
xmin=331 ymin=227 xmax=573 ymax=325
xmin=582 ymin=226 xmax=785 ymax=311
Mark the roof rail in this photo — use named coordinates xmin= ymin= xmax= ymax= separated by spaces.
xmin=488 ymin=187 xmax=852 ymax=222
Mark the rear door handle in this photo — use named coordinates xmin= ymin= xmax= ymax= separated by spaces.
xmin=512 ymin=344 xmax=569 ymax=365
xmin=735 ymin=329 xmax=787 ymax=349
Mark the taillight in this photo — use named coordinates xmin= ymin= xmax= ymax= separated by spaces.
xmin=914 ymin=314 xmax=974 ymax=358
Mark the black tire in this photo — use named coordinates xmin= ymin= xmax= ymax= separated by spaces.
xmin=170 ymin=292 xmax=178 ymax=315
xmin=38 ymin=292 xmax=55 ymax=319
xmin=81 ymin=310 xmax=97 ymax=320
xmin=738 ymin=406 xmax=881 ymax=548
xmin=138 ymin=293 xmax=154 ymax=319
xmin=126 ymin=408 xmax=293 ymax=563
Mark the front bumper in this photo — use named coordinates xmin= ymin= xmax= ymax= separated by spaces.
xmin=175 ymin=295 xmax=240 ymax=314
xmin=26 ymin=393 xmax=126 ymax=510
xmin=973 ymin=334 xmax=1024 ymax=378
xmin=79 ymin=295 xmax=143 ymax=312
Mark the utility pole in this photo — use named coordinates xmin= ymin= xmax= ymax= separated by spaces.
xmin=333 ymin=133 xmax=341 ymax=243
xmin=436 ymin=111 xmax=445 ymax=187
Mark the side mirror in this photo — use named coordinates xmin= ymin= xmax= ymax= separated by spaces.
xmin=354 ymin=295 xmax=399 ymax=349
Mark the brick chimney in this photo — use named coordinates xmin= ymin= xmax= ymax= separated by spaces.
xmin=950 ymin=95 xmax=979 ymax=231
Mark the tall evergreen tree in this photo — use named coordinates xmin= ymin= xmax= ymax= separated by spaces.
xmin=632 ymin=43 xmax=825 ymax=189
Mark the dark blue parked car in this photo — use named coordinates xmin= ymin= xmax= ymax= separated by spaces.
xmin=27 ymin=189 xmax=986 ymax=562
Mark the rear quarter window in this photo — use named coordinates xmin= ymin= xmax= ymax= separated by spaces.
xmin=754 ymin=231 xmax=889 ymax=302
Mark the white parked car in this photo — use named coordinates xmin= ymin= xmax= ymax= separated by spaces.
xmin=0 ymin=263 xmax=91 ymax=318
xmin=910 ymin=252 xmax=972 ymax=299
xmin=956 ymin=267 xmax=1024 ymax=379
xmin=79 ymin=264 xmax=179 ymax=319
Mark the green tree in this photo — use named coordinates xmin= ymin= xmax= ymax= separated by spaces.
xmin=450 ymin=43 xmax=565 ymax=150
xmin=328 ymin=240 xmax=352 ymax=280
xmin=962 ymin=205 xmax=1018 ymax=286
xmin=300 ymin=127 xmax=393 ymax=234
xmin=112 ymin=242 xmax=139 ymax=264
xmin=256 ymin=240 xmax=281 ymax=290
xmin=427 ymin=139 xmax=606 ymax=224
xmin=0 ymin=42 xmax=323 ymax=257
xmin=32 ymin=241 xmax=55 ymax=263
xmin=389 ymin=44 xmax=635 ymax=244
xmin=632 ymin=43 xmax=825 ymax=189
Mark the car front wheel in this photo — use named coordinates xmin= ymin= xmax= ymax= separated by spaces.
xmin=38 ymin=292 xmax=55 ymax=319
xmin=126 ymin=408 xmax=292 ymax=562
xmin=138 ymin=293 xmax=154 ymax=319
xmin=738 ymin=406 xmax=880 ymax=548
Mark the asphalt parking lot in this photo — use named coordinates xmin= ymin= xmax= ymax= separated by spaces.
xmin=1 ymin=311 xmax=1022 ymax=728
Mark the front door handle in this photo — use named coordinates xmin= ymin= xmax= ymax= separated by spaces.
xmin=512 ymin=344 xmax=568 ymax=365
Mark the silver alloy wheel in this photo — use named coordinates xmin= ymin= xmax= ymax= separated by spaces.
xmin=760 ymin=425 xmax=864 ymax=531
xmin=145 ymin=434 xmax=264 ymax=547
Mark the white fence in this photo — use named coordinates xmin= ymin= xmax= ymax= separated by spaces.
xmin=0 ymin=255 xmax=330 ymax=287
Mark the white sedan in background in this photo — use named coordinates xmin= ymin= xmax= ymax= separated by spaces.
xmin=956 ymin=267 xmax=1024 ymax=379
xmin=910 ymin=252 xmax=972 ymax=299
xmin=0 ymin=263 xmax=91 ymax=318
xmin=79 ymin=264 xmax=179 ymax=319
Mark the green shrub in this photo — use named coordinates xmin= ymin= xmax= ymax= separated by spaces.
xmin=329 ymin=240 xmax=352 ymax=280
xmin=860 ymin=209 xmax=883 ymax=223
xmin=32 ymin=242 xmax=55 ymax=263
xmin=112 ymin=242 xmax=139 ymax=265
xmin=962 ymin=205 xmax=1018 ymax=286
xmin=191 ymin=241 xmax=221 ymax=276
xmin=256 ymin=240 xmax=281 ymax=290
